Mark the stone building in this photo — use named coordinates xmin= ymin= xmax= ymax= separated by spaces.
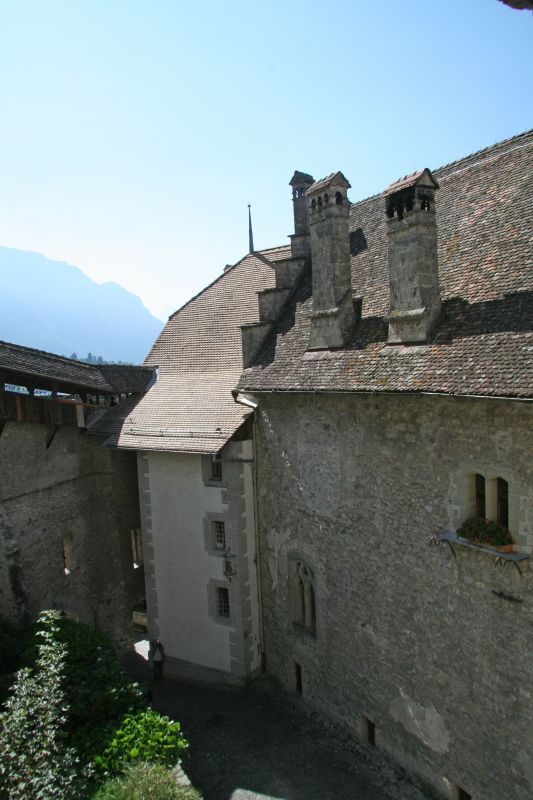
xmin=78 ymin=129 xmax=531 ymax=798
xmin=109 ymin=246 xmax=306 ymax=683
xmin=235 ymin=131 xmax=533 ymax=800
xmin=0 ymin=342 xmax=152 ymax=647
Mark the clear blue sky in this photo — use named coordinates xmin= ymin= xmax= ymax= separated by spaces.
xmin=0 ymin=0 xmax=531 ymax=321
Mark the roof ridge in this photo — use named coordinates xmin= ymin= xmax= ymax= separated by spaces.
xmin=259 ymin=244 xmax=291 ymax=255
xmin=0 ymin=339 xmax=96 ymax=371
xmin=434 ymin=128 xmax=533 ymax=177
xmin=349 ymin=128 xmax=533 ymax=210
xmin=165 ymin=248 xmax=283 ymax=327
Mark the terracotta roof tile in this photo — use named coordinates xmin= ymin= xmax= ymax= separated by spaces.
xmin=114 ymin=250 xmax=279 ymax=452
xmin=239 ymin=130 xmax=533 ymax=399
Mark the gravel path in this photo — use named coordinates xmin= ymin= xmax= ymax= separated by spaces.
xmin=123 ymin=652 xmax=431 ymax=800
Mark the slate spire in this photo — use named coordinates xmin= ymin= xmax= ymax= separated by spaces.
xmin=248 ymin=204 xmax=254 ymax=254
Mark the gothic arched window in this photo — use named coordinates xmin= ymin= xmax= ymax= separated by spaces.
xmin=290 ymin=559 xmax=317 ymax=635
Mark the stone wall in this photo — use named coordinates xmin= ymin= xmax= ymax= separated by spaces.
xmin=255 ymin=392 xmax=533 ymax=800
xmin=0 ymin=420 xmax=143 ymax=648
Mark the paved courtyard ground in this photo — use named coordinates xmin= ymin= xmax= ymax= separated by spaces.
xmin=124 ymin=650 xmax=431 ymax=800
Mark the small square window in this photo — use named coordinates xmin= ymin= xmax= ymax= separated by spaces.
xmin=213 ymin=521 xmax=226 ymax=550
xmin=211 ymin=454 xmax=222 ymax=482
xmin=217 ymin=587 xmax=230 ymax=618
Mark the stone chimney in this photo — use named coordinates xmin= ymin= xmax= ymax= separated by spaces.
xmin=307 ymin=172 xmax=355 ymax=350
xmin=289 ymin=171 xmax=314 ymax=259
xmin=385 ymin=168 xmax=441 ymax=344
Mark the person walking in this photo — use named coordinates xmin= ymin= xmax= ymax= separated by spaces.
xmin=151 ymin=638 xmax=164 ymax=682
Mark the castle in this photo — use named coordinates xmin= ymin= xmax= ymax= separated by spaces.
xmin=1 ymin=130 xmax=532 ymax=800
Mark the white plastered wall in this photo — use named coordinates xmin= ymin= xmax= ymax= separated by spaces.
xmin=145 ymin=450 xmax=231 ymax=673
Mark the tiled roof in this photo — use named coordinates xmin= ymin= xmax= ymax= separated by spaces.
xmin=0 ymin=340 xmax=153 ymax=394
xmin=96 ymin=364 xmax=154 ymax=395
xmin=113 ymin=251 xmax=279 ymax=453
xmin=258 ymin=244 xmax=292 ymax=262
xmin=307 ymin=172 xmax=351 ymax=195
xmin=384 ymin=168 xmax=438 ymax=195
xmin=239 ymin=130 xmax=533 ymax=399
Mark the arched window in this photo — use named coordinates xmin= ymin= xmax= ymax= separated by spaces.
xmin=290 ymin=559 xmax=317 ymax=635
xmin=335 ymin=191 xmax=343 ymax=205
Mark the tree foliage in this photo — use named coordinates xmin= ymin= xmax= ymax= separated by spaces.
xmin=0 ymin=611 xmax=84 ymax=800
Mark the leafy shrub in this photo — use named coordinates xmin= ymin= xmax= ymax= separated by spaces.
xmin=55 ymin=619 xmax=145 ymax=730
xmin=92 ymin=762 xmax=202 ymax=800
xmin=458 ymin=517 xmax=513 ymax=546
xmin=92 ymin=708 xmax=189 ymax=777
xmin=0 ymin=611 xmax=85 ymax=800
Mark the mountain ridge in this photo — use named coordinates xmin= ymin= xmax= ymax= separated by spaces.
xmin=0 ymin=246 xmax=163 ymax=364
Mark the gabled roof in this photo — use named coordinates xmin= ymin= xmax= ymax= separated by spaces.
xmin=384 ymin=168 xmax=439 ymax=195
xmin=307 ymin=172 xmax=351 ymax=195
xmin=239 ymin=130 xmax=533 ymax=399
xmin=112 ymin=250 xmax=279 ymax=453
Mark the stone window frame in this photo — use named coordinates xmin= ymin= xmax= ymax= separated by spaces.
xmin=203 ymin=511 xmax=230 ymax=557
xmin=207 ymin=578 xmax=234 ymax=627
xmin=463 ymin=471 xmax=516 ymax=534
xmin=288 ymin=553 xmax=317 ymax=637
xmin=202 ymin=454 xmax=227 ymax=488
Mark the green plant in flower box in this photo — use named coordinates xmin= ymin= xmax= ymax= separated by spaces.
xmin=458 ymin=517 xmax=513 ymax=547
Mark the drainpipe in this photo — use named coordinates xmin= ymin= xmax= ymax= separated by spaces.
xmin=232 ymin=390 xmax=266 ymax=672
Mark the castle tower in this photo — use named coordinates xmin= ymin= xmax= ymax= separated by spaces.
xmin=289 ymin=171 xmax=314 ymax=259
xmin=385 ymin=168 xmax=441 ymax=343
xmin=307 ymin=172 xmax=355 ymax=349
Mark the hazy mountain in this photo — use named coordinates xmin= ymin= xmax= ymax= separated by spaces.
xmin=0 ymin=246 xmax=163 ymax=364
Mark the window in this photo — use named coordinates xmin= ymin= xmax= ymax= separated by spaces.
xmin=213 ymin=520 xmax=226 ymax=550
xmin=295 ymin=662 xmax=302 ymax=694
xmin=131 ymin=528 xmax=143 ymax=568
xmin=62 ymin=535 xmax=76 ymax=575
xmin=290 ymin=559 xmax=316 ymax=635
xmin=364 ymin=717 xmax=376 ymax=746
xmin=475 ymin=473 xmax=486 ymax=518
xmin=211 ymin=454 xmax=222 ymax=482
xmin=497 ymin=477 xmax=509 ymax=528
xmin=458 ymin=472 xmax=517 ymax=548
xmin=217 ymin=586 xmax=230 ymax=618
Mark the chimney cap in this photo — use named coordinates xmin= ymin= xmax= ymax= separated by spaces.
xmin=384 ymin=168 xmax=439 ymax=196
xmin=289 ymin=171 xmax=315 ymax=187
xmin=307 ymin=171 xmax=351 ymax=196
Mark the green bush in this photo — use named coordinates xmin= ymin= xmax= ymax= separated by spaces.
xmin=0 ymin=611 xmax=85 ymax=800
xmin=92 ymin=762 xmax=202 ymax=800
xmin=55 ymin=619 xmax=145 ymax=730
xmin=92 ymin=708 xmax=189 ymax=777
